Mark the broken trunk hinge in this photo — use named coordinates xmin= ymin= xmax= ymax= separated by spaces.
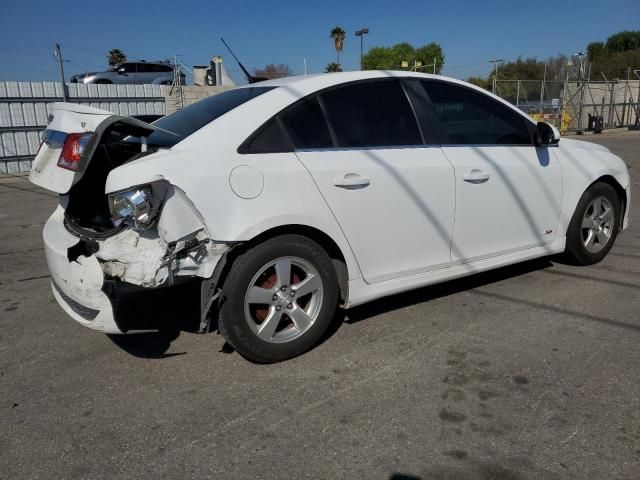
xmin=199 ymin=276 xmax=221 ymax=333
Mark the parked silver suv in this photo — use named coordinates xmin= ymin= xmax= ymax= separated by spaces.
xmin=70 ymin=61 xmax=185 ymax=85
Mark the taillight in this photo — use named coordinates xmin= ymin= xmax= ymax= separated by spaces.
xmin=57 ymin=132 xmax=93 ymax=171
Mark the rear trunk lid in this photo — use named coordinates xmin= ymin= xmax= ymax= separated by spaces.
xmin=29 ymin=102 xmax=172 ymax=194
xmin=30 ymin=103 xmax=113 ymax=194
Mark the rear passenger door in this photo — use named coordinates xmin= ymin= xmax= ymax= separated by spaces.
xmin=292 ymin=80 xmax=456 ymax=284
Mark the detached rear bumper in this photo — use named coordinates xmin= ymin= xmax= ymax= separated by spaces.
xmin=44 ymin=204 xmax=122 ymax=333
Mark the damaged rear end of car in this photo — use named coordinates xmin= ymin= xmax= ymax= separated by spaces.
xmin=31 ymin=103 xmax=228 ymax=334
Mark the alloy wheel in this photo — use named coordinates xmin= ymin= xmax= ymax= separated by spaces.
xmin=581 ymin=196 xmax=615 ymax=254
xmin=244 ymin=256 xmax=324 ymax=343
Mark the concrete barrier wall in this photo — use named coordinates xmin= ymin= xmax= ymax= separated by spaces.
xmin=564 ymin=80 xmax=640 ymax=131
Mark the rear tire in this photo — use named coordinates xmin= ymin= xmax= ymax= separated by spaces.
xmin=218 ymin=235 xmax=339 ymax=363
xmin=564 ymin=182 xmax=621 ymax=265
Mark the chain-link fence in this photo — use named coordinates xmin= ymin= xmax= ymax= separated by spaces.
xmin=495 ymin=79 xmax=640 ymax=133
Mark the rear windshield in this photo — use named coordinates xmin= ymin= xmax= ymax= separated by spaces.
xmin=130 ymin=86 xmax=275 ymax=147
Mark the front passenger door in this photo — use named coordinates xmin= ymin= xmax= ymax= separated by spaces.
xmin=420 ymin=80 xmax=563 ymax=264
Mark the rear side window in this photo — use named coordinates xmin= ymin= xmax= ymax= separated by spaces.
xmin=421 ymin=81 xmax=531 ymax=145
xmin=281 ymin=97 xmax=333 ymax=149
xmin=319 ymin=81 xmax=422 ymax=148
xmin=239 ymin=96 xmax=333 ymax=153
xmin=136 ymin=87 xmax=275 ymax=147
xmin=240 ymin=119 xmax=290 ymax=153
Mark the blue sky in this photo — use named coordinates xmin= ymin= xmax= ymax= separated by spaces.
xmin=1 ymin=0 xmax=638 ymax=84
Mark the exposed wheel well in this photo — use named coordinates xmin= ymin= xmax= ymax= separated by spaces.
xmin=590 ymin=175 xmax=627 ymax=230
xmin=219 ymin=225 xmax=349 ymax=306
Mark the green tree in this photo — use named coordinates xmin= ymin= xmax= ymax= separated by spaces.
xmin=468 ymin=54 xmax=571 ymax=93
xmin=391 ymin=42 xmax=415 ymax=66
xmin=467 ymin=76 xmax=490 ymax=89
xmin=587 ymin=42 xmax=607 ymax=62
xmin=592 ymin=49 xmax=640 ymax=79
xmin=330 ymin=27 xmax=346 ymax=66
xmin=362 ymin=42 xmax=444 ymax=73
xmin=605 ymin=30 xmax=640 ymax=53
xmin=325 ymin=62 xmax=343 ymax=73
xmin=253 ymin=64 xmax=293 ymax=79
xmin=361 ymin=46 xmax=395 ymax=69
xmin=586 ymin=30 xmax=640 ymax=78
xmin=107 ymin=49 xmax=126 ymax=68
xmin=414 ymin=43 xmax=445 ymax=72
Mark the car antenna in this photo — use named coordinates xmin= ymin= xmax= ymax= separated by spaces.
xmin=220 ymin=38 xmax=267 ymax=84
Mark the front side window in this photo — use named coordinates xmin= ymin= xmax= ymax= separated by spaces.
xmin=319 ymin=80 xmax=422 ymax=148
xmin=421 ymin=81 xmax=532 ymax=145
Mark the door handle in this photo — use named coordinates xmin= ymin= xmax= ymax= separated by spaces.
xmin=463 ymin=169 xmax=490 ymax=184
xmin=334 ymin=173 xmax=370 ymax=189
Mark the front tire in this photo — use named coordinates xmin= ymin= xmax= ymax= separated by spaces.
xmin=218 ymin=235 xmax=339 ymax=363
xmin=564 ymin=182 xmax=621 ymax=265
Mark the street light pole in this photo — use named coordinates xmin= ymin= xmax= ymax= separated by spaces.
xmin=355 ymin=28 xmax=369 ymax=70
xmin=489 ymin=58 xmax=503 ymax=94
xmin=54 ymin=43 xmax=68 ymax=102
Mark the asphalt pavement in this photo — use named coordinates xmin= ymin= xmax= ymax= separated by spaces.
xmin=1 ymin=131 xmax=639 ymax=479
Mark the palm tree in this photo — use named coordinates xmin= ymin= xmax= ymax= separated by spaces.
xmin=330 ymin=27 xmax=346 ymax=66
xmin=107 ymin=49 xmax=127 ymax=68
xmin=325 ymin=62 xmax=343 ymax=73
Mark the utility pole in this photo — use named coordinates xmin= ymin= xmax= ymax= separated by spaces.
xmin=575 ymin=52 xmax=586 ymax=133
xmin=540 ymin=63 xmax=547 ymax=116
xmin=355 ymin=28 xmax=369 ymax=70
xmin=303 ymin=58 xmax=308 ymax=75
xmin=560 ymin=59 xmax=571 ymax=132
xmin=629 ymin=70 xmax=640 ymax=128
xmin=621 ymin=67 xmax=630 ymax=126
xmin=489 ymin=59 xmax=503 ymax=94
xmin=54 ymin=43 xmax=68 ymax=102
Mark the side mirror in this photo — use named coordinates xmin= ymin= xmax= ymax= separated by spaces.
xmin=118 ymin=67 xmax=126 ymax=75
xmin=536 ymin=121 xmax=560 ymax=146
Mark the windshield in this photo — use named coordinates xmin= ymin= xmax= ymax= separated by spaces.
xmin=130 ymin=86 xmax=276 ymax=148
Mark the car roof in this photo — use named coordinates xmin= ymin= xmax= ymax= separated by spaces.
xmin=239 ymin=70 xmax=457 ymax=88
xmin=239 ymin=71 xmax=535 ymax=125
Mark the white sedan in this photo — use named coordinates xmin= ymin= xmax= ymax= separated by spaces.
xmin=30 ymin=71 xmax=631 ymax=362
